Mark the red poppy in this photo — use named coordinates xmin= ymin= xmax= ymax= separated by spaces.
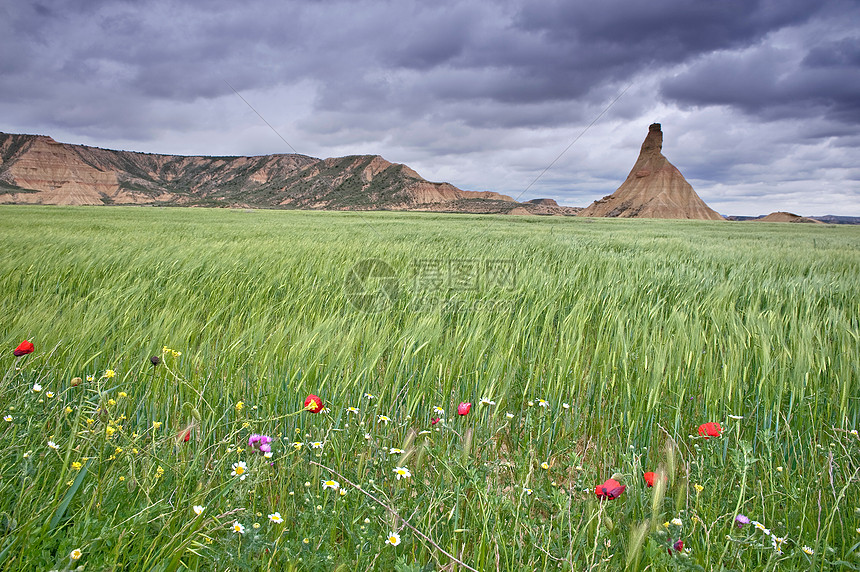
xmin=595 ymin=479 xmax=625 ymax=499
xmin=304 ymin=394 xmax=323 ymax=413
xmin=430 ymin=417 xmax=440 ymax=425
xmin=457 ymin=402 xmax=471 ymax=416
xmin=698 ymin=422 xmax=722 ymax=438
xmin=668 ymin=539 xmax=684 ymax=554
xmin=13 ymin=340 xmax=34 ymax=357
xmin=643 ymin=472 xmax=655 ymax=487
xmin=181 ymin=429 xmax=191 ymax=442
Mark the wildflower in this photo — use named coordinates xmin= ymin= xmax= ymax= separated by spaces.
xmin=264 ymin=451 xmax=273 ymax=459
xmin=735 ymin=514 xmax=750 ymax=527
xmin=527 ymin=401 xmax=534 ymax=407
xmin=393 ymin=466 xmax=412 ymax=480
xmin=479 ymin=397 xmax=495 ymax=406
xmin=728 ymin=414 xmax=744 ymax=419
xmin=249 ymin=434 xmax=272 ymax=453
xmin=3 ymin=415 xmax=10 ymax=422
xmin=152 ymin=421 xmax=162 ymax=430
xmin=311 ymin=441 xmax=323 ymax=449
xmin=643 ymin=472 xmax=657 ymax=487
xmin=389 ymin=447 xmax=403 ymax=454
xmin=595 ymin=479 xmax=625 ymax=500
xmin=235 ymin=401 xmax=244 ymax=411
xmin=302 ymin=537 xmax=309 ymax=544
xmin=155 ymin=466 xmax=164 ymax=478
xmin=231 ymin=461 xmax=248 ymax=480
xmin=457 ymin=402 xmax=471 ymax=416
xmin=430 ymin=417 xmax=440 ymax=425
xmin=386 ymin=532 xmax=401 ymax=546
xmin=107 ymin=398 xmax=115 ymax=406
xmin=377 ymin=415 xmax=391 ymax=425
xmin=32 ymin=383 xmax=42 ymax=393
xmin=562 ymin=403 xmax=570 ymax=409
xmin=364 ymin=393 xmax=375 ymax=400
xmin=523 ymin=487 xmax=533 ymax=495
xmin=850 ymin=429 xmax=858 ymax=437
xmin=64 ymin=406 xmax=73 ymax=414
xmin=48 ymin=440 xmax=59 ymax=450
xmin=13 ymin=340 xmax=34 ymax=357
xmin=304 ymin=394 xmax=323 ymax=413
xmin=180 ymin=429 xmax=191 ymax=442
xmin=671 ymin=518 xmax=683 ymax=527
xmin=697 ymin=422 xmax=722 ymax=438
xmin=232 ymin=521 xmax=246 ymax=534
xmin=86 ymin=375 xmax=95 ymax=382
xmin=694 ymin=484 xmax=704 ymax=493
xmin=193 ymin=505 xmax=204 ymax=515
xmin=71 ymin=461 xmax=82 ymax=470
xmin=70 ymin=548 xmax=82 ymax=560
xmin=668 ymin=539 xmax=684 ymax=554
xmin=104 ymin=369 xmax=116 ymax=379
xmin=322 ymin=480 xmax=340 ymax=491
xmin=776 ymin=466 xmax=783 ymax=472
xmin=46 ymin=391 xmax=54 ymax=398
xmin=540 ymin=462 xmax=549 ymax=470
xmin=537 ymin=399 xmax=549 ymax=408
xmin=346 ymin=407 xmax=359 ymax=414
xmin=105 ymin=426 xmax=116 ymax=437
xmin=23 ymin=451 xmax=31 ymax=458
xmin=292 ymin=442 xmax=303 ymax=450
xmin=801 ymin=545 xmax=814 ymax=555
xmin=267 ymin=511 xmax=284 ymax=523
xmin=433 ymin=406 xmax=445 ymax=415
xmin=505 ymin=412 xmax=514 ymax=419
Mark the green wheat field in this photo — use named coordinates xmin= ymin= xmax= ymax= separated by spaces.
xmin=1 ymin=205 xmax=859 ymax=571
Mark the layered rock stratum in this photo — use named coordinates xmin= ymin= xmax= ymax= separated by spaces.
xmin=578 ymin=123 xmax=723 ymax=220
xmin=0 ymin=132 xmax=572 ymax=215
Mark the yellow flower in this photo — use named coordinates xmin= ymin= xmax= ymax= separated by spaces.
xmin=540 ymin=462 xmax=549 ymax=470
xmin=694 ymin=484 xmax=704 ymax=493
xmin=71 ymin=461 xmax=82 ymax=470
xmin=105 ymin=426 xmax=116 ymax=437
xmin=155 ymin=466 xmax=164 ymax=478
xmin=252 ymin=522 xmax=261 ymax=529
xmin=118 ymin=392 xmax=127 ymax=398
xmin=152 ymin=421 xmax=162 ymax=430
xmin=235 ymin=401 xmax=244 ymax=411
xmin=64 ymin=406 xmax=73 ymax=414
xmin=119 ymin=476 xmax=125 ymax=481
xmin=115 ymin=447 xmax=123 ymax=454
xmin=104 ymin=370 xmax=116 ymax=379
xmin=107 ymin=399 xmax=116 ymax=406
xmin=86 ymin=418 xmax=95 ymax=426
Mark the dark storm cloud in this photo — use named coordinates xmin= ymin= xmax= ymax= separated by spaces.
xmin=2 ymin=0 xmax=859 ymax=214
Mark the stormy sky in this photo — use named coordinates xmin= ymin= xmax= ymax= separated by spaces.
xmin=2 ymin=0 xmax=859 ymax=215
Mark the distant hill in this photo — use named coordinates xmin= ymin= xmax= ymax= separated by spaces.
xmin=578 ymin=123 xmax=723 ymax=220
xmin=0 ymin=132 xmax=573 ymax=215
xmin=724 ymin=214 xmax=860 ymax=224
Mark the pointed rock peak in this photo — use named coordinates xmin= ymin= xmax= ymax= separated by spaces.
xmin=641 ymin=123 xmax=663 ymax=154
xmin=577 ymin=123 xmax=723 ymax=220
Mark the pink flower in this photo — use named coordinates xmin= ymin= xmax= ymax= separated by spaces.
xmin=457 ymin=402 xmax=471 ymax=416
xmin=249 ymin=434 xmax=272 ymax=453
xmin=430 ymin=417 xmax=440 ymax=425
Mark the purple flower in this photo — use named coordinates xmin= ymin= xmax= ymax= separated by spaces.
xmin=735 ymin=514 xmax=750 ymax=528
xmin=248 ymin=434 xmax=272 ymax=454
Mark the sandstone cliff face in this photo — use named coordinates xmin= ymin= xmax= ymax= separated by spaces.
xmin=0 ymin=132 xmax=523 ymax=212
xmin=578 ymin=124 xmax=723 ymax=220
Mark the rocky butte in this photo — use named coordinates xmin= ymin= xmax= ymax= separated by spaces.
xmin=579 ymin=123 xmax=723 ymax=220
xmin=0 ymin=132 xmax=574 ymax=215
